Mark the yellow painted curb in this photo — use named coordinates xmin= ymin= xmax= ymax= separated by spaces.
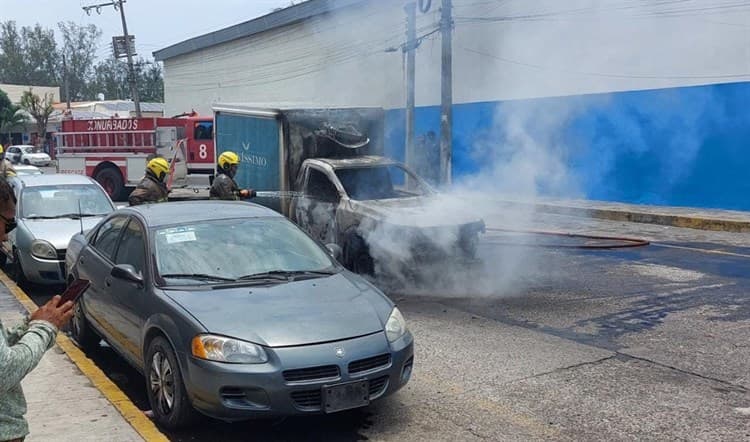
xmin=0 ymin=271 xmax=168 ymax=442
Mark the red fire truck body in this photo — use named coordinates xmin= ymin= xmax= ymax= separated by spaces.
xmin=54 ymin=115 xmax=214 ymax=199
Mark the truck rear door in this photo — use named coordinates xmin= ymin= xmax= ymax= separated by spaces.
xmin=214 ymin=111 xmax=283 ymax=211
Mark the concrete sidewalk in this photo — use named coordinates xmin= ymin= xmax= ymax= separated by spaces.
xmin=497 ymin=198 xmax=750 ymax=233
xmin=0 ymin=273 xmax=164 ymax=442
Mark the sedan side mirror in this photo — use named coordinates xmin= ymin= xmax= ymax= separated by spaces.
xmin=111 ymin=264 xmax=143 ymax=285
xmin=326 ymin=243 xmax=343 ymax=261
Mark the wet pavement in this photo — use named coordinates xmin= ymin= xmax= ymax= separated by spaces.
xmin=19 ymin=212 xmax=750 ymax=441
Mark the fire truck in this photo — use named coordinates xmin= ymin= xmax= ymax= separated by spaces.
xmin=54 ymin=114 xmax=215 ymax=199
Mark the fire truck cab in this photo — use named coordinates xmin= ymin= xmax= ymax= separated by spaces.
xmin=54 ymin=115 xmax=215 ymax=200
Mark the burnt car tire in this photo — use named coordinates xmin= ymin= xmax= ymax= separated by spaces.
xmin=70 ymin=301 xmax=100 ymax=351
xmin=145 ymin=336 xmax=197 ymax=430
xmin=346 ymin=235 xmax=374 ymax=276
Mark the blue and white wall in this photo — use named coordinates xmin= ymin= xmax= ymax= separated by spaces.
xmin=162 ymin=0 xmax=750 ymax=210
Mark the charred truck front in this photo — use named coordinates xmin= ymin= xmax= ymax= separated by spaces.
xmin=212 ymin=105 xmax=485 ymax=277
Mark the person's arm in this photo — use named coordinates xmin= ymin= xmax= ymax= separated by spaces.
xmin=0 ymin=296 xmax=73 ymax=392
xmin=0 ymin=320 xmax=58 ymax=392
xmin=128 ymin=187 xmax=146 ymax=206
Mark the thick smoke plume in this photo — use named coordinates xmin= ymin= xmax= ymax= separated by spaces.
xmin=361 ymin=99 xmax=585 ymax=297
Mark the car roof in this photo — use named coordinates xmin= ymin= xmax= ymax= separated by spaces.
xmin=121 ymin=201 xmax=284 ymax=227
xmin=13 ymin=173 xmax=97 ymax=187
xmin=8 ymin=145 xmax=34 ymax=148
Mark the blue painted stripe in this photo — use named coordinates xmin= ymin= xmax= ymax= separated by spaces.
xmin=385 ymin=81 xmax=750 ymax=211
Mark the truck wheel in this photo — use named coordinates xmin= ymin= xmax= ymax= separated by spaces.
xmin=346 ymin=235 xmax=374 ymax=276
xmin=94 ymin=167 xmax=124 ymax=200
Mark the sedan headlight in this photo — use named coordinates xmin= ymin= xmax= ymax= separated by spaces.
xmin=385 ymin=307 xmax=408 ymax=343
xmin=30 ymin=240 xmax=57 ymax=259
xmin=191 ymin=334 xmax=268 ymax=364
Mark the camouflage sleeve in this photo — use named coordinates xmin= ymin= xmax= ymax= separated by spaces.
xmin=0 ymin=320 xmax=57 ymax=392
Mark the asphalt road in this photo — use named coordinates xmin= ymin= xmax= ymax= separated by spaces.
xmin=23 ymin=213 xmax=750 ymax=441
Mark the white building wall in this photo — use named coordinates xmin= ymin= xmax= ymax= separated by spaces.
xmin=162 ymin=0 xmax=750 ymax=115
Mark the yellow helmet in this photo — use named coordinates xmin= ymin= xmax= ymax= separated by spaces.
xmin=147 ymin=157 xmax=170 ymax=181
xmin=218 ymin=151 xmax=240 ymax=170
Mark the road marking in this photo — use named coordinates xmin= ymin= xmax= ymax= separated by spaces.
xmin=0 ymin=271 xmax=168 ymax=442
xmin=651 ymin=243 xmax=750 ymax=259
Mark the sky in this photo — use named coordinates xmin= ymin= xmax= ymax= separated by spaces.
xmin=0 ymin=0 xmax=294 ymax=60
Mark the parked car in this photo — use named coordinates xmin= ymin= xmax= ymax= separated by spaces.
xmin=5 ymin=145 xmax=32 ymax=164
xmin=1 ymin=174 xmax=115 ymax=285
xmin=7 ymin=144 xmax=51 ymax=166
xmin=66 ymin=201 xmax=414 ymax=429
xmin=13 ymin=164 xmax=43 ymax=176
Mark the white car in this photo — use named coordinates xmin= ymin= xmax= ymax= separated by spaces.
xmin=13 ymin=165 xmax=43 ymax=176
xmin=7 ymin=145 xmax=51 ymax=166
xmin=5 ymin=145 xmax=31 ymax=164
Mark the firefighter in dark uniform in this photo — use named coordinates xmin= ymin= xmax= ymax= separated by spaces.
xmin=210 ymin=151 xmax=256 ymax=200
xmin=128 ymin=157 xmax=170 ymax=206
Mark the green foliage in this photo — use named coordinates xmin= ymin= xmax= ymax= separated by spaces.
xmin=0 ymin=88 xmax=27 ymax=142
xmin=20 ymin=88 xmax=54 ymax=144
xmin=0 ymin=20 xmax=164 ymax=103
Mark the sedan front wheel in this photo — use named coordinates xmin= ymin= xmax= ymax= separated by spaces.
xmin=145 ymin=336 xmax=197 ymax=429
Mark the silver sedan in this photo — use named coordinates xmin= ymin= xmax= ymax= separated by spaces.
xmin=1 ymin=174 xmax=115 ymax=285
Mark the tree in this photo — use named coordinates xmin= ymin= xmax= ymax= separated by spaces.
xmin=137 ymin=59 xmax=164 ymax=102
xmin=22 ymin=24 xmax=60 ymax=86
xmin=58 ymin=21 xmax=101 ymax=100
xmin=19 ymin=88 xmax=54 ymax=146
xmin=90 ymin=57 xmax=164 ymax=103
xmin=0 ymin=88 xmax=27 ymax=145
xmin=90 ymin=58 xmax=129 ymax=100
xmin=0 ymin=21 xmax=60 ymax=86
xmin=0 ymin=21 xmax=27 ymax=84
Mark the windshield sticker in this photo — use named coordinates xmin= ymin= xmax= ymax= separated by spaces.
xmin=165 ymin=231 xmax=197 ymax=243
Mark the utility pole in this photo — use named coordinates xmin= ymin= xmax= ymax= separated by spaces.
xmin=83 ymin=0 xmax=141 ymax=117
xmin=404 ymin=2 xmax=417 ymax=172
xmin=440 ymin=0 xmax=453 ymax=185
xmin=63 ymin=54 xmax=71 ymax=110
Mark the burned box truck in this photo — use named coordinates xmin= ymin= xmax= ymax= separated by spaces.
xmin=212 ymin=104 xmax=485 ymax=276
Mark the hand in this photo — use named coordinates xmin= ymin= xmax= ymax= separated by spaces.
xmin=240 ymin=189 xmax=256 ymax=198
xmin=30 ymin=295 xmax=74 ymax=330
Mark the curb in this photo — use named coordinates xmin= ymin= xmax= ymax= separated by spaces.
xmin=502 ymin=201 xmax=750 ymax=233
xmin=0 ymin=271 xmax=168 ymax=442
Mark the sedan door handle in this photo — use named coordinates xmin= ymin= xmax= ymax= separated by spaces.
xmin=105 ymin=278 xmax=112 ymax=287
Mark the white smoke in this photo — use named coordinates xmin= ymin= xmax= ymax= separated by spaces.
xmin=360 ymin=98 xmax=587 ymax=297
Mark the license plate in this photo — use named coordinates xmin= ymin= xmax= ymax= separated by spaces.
xmin=322 ymin=380 xmax=370 ymax=413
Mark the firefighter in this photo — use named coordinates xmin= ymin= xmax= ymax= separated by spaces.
xmin=0 ymin=145 xmax=15 ymax=177
xmin=129 ymin=157 xmax=169 ymax=206
xmin=210 ymin=151 xmax=256 ymax=200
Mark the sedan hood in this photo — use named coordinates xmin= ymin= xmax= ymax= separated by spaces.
xmin=351 ymin=195 xmax=483 ymax=228
xmin=163 ymin=272 xmax=392 ymax=347
xmin=22 ymin=217 xmax=103 ymax=250
xmin=26 ymin=153 xmax=50 ymax=159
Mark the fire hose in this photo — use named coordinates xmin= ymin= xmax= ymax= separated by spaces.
xmin=484 ymin=227 xmax=650 ymax=249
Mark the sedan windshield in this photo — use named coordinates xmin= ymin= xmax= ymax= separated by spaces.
xmin=21 ymin=185 xmax=113 ymax=219
xmin=335 ymin=165 xmax=430 ymax=200
xmin=154 ymin=218 xmax=336 ymax=284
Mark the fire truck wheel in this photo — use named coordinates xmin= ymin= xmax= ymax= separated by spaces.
xmin=94 ymin=166 xmax=124 ymax=200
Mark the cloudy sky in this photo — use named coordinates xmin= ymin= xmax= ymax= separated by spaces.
xmin=0 ymin=0 xmax=293 ymax=59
